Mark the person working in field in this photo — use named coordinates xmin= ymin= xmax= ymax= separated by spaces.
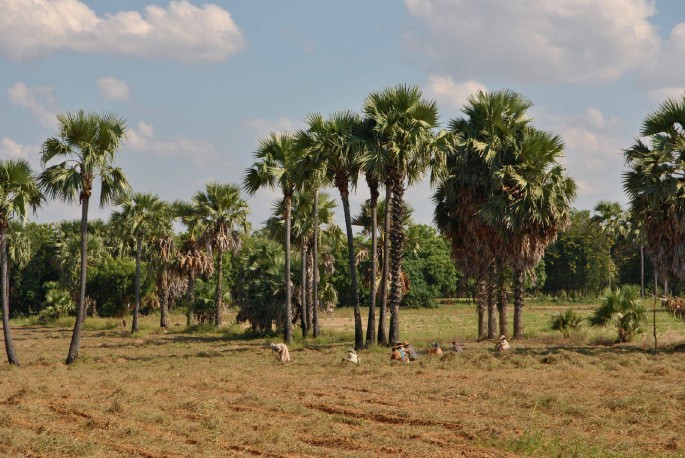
xmin=428 ymin=342 xmax=443 ymax=355
xmin=496 ymin=335 xmax=511 ymax=351
xmin=270 ymin=343 xmax=291 ymax=362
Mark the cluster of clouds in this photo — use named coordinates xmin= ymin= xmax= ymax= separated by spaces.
xmin=0 ymin=0 xmax=245 ymax=62
xmin=405 ymin=0 xmax=682 ymax=88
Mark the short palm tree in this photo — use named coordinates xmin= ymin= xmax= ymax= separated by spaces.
xmin=110 ymin=192 xmax=172 ymax=332
xmin=0 ymin=159 xmax=42 ymax=365
xmin=364 ymin=84 xmax=440 ymax=344
xmin=590 ymin=286 xmax=647 ymax=342
xmin=183 ymin=183 xmax=250 ymax=327
xmin=39 ymin=111 xmax=129 ymax=365
xmin=244 ymin=132 xmax=300 ymax=344
xmin=550 ymin=310 xmax=583 ymax=338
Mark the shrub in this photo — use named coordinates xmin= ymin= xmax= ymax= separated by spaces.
xmin=549 ymin=310 xmax=583 ymax=338
xmin=589 ymin=286 xmax=647 ymax=342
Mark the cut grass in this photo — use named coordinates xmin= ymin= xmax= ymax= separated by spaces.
xmin=1 ymin=300 xmax=685 ymax=457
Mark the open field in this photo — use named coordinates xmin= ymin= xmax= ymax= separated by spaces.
xmin=2 ymin=300 xmax=685 ymax=457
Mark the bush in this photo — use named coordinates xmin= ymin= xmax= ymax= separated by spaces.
xmin=589 ymin=286 xmax=647 ymax=342
xmin=549 ymin=310 xmax=583 ymax=338
xmin=36 ymin=282 xmax=75 ymax=323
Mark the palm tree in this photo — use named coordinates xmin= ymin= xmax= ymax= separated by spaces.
xmin=478 ymin=126 xmax=576 ymax=338
xmin=266 ymin=190 xmax=340 ymax=337
xmin=300 ymin=111 xmax=365 ymax=349
xmin=590 ymin=286 xmax=647 ymax=342
xmin=183 ymin=183 xmax=249 ymax=327
xmin=176 ymin=232 xmax=214 ymax=326
xmin=244 ymin=133 xmax=300 ymax=344
xmin=624 ymin=92 xmax=685 ymax=288
xmin=111 ymin=192 xmax=172 ymax=332
xmin=39 ymin=111 xmax=129 ymax=365
xmin=363 ymin=84 xmax=440 ymax=344
xmin=0 ymin=159 xmax=42 ymax=365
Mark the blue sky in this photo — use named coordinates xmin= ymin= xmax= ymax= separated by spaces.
xmin=1 ymin=0 xmax=684 ymax=228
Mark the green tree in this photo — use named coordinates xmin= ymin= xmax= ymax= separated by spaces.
xmin=244 ymin=133 xmax=300 ymax=344
xmin=1 ymin=159 xmax=42 ymax=365
xmin=183 ymin=183 xmax=249 ymax=327
xmin=111 ymin=193 xmax=172 ymax=332
xmin=363 ymin=84 xmax=440 ymax=344
xmin=624 ymin=92 xmax=685 ymax=289
xmin=39 ymin=110 xmax=129 ymax=364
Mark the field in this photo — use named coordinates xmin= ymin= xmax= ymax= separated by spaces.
xmin=2 ymin=300 xmax=685 ymax=457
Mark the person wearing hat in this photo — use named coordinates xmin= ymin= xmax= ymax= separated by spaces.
xmin=343 ymin=347 xmax=359 ymax=364
xmin=496 ymin=335 xmax=511 ymax=351
xmin=428 ymin=342 xmax=443 ymax=355
xmin=402 ymin=341 xmax=418 ymax=361
xmin=451 ymin=340 xmax=464 ymax=352
xmin=270 ymin=342 xmax=291 ymax=362
xmin=390 ymin=343 xmax=408 ymax=362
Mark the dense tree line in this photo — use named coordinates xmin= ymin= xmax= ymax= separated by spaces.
xmin=2 ymin=89 xmax=684 ymax=366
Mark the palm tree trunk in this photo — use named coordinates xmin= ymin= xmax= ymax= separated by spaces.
xmin=476 ymin=271 xmax=486 ymax=341
xmin=487 ymin=264 xmax=497 ymax=339
xmin=1 ymin=228 xmax=20 ymax=366
xmin=312 ymin=189 xmax=320 ymax=338
xmin=300 ymin=242 xmax=307 ymax=337
xmin=340 ymin=186 xmax=364 ymax=350
xmin=215 ymin=246 xmax=224 ymax=327
xmin=132 ymin=236 xmax=142 ymax=333
xmin=284 ymin=195 xmax=293 ymax=344
xmin=66 ymin=195 xmax=90 ymax=365
xmin=186 ymin=275 xmax=195 ymax=326
xmin=378 ymin=182 xmax=392 ymax=345
xmin=388 ymin=176 xmax=405 ymax=344
xmin=366 ymin=182 xmax=379 ymax=346
xmin=513 ymin=268 xmax=524 ymax=339
xmin=307 ymin=248 xmax=313 ymax=332
xmin=497 ymin=263 xmax=508 ymax=338
xmin=160 ymin=280 xmax=169 ymax=329
xmin=640 ymin=244 xmax=645 ymax=297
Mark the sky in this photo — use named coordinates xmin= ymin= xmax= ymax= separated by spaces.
xmin=1 ymin=0 xmax=684 ymax=229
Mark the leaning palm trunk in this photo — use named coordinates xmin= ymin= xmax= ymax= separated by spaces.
xmin=388 ymin=177 xmax=405 ymax=344
xmin=132 ymin=236 xmax=142 ymax=333
xmin=284 ymin=195 xmax=293 ymax=344
xmin=66 ymin=194 xmax=90 ymax=365
xmin=340 ymin=186 xmax=364 ymax=350
xmin=377 ymin=182 xmax=392 ymax=345
xmin=312 ymin=189 xmax=320 ymax=338
xmin=300 ymin=242 xmax=307 ymax=337
xmin=497 ymin=263 xmax=508 ymax=338
xmin=1 ymin=228 xmax=19 ymax=366
xmin=476 ymin=271 xmax=487 ymax=341
xmin=487 ymin=264 xmax=497 ymax=339
xmin=214 ymin=246 xmax=224 ymax=327
xmin=366 ymin=181 xmax=379 ymax=346
xmin=513 ymin=268 xmax=524 ymax=338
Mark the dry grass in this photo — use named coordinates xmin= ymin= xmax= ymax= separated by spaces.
xmin=2 ymin=300 xmax=685 ymax=457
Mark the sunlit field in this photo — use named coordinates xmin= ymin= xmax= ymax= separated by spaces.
xmin=2 ymin=300 xmax=685 ymax=457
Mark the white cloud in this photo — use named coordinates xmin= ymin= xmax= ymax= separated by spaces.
xmin=535 ymin=107 xmax=628 ymax=208
xmin=0 ymin=0 xmax=246 ymax=63
xmin=97 ymin=77 xmax=130 ymax=101
xmin=646 ymin=87 xmax=685 ymax=104
xmin=425 ymin=75 xmax=486 ymax=111
xmin=405 ymin=0 xmax=660 ymax=84
xmin=241 ymin=117 xmax=306 ymax=142
xmin=7 ymin=82 xmax=57 ymax=128
xmin=126 ymin=120 xmax=222 ymax=167
xmin=0 ymin=138 xmax=32 ymax=160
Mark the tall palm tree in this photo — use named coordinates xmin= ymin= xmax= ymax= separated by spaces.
xmin=39 ymin=110 xmax=129 ymax=365
xmin=363 ymin=84 xmax=440 ymax=344
xmin=111 ymin=193 xmax=172 ymax=332
xmin=0 ymin=159 xmax=42 ymax=366
xmin=183 ymin=183 xmax=250 ymax=327
xmin=244 ymin=133 xmax=300 ymax=344
xmin=478 ymin=126 xmax=576 ymax=338
xmin=624 ymin=93 xmax=685 ymax=287
xmin=301 ymin=111 xmax=365 ymax=350
xmin=294 ymin=122 xmax=331 ymax=338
